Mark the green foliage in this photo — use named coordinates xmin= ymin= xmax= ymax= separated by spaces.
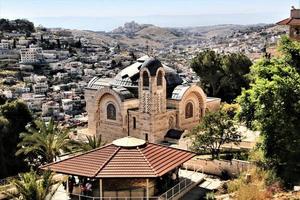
xmin=0 ymin=18 xmax=35 ymax=33
xmin=278 ymin=35 xmax=300 ymax=70
xmin=16 ymin=119 xmax=74 ymax=165
xmin=5 ymin=169 xmax=60 ymax=200
xmin=72 ymin=134 xmax=106 ymax=152
xmin=191 ymin=50 xmax=252 ymax=102
xmin=221 ymin=103 xmax=240 ymax=120
xmin=0 ymin=100 xmax=32 ymax=179
xmin=189 ymin=111 xmax=242 ymax=159
xmin=237 ymin=37 xmax=300 ymax=186
xmin=205 ymin=192 xmax=215 ymax=200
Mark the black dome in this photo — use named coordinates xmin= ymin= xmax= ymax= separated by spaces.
xmin=110 ymin=56 xmax=183 ymax=97
xmin=141 ymin=58 xmax=163 ymax=76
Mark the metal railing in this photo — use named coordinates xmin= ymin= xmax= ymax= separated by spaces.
xmin=158 ymin=166 xmax=204 ymax=200
xmin=54 ymin=190 xmax=160 ymax=200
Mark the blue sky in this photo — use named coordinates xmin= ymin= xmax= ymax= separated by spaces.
xmin=0 ymin=0 xmax=298 ymax=31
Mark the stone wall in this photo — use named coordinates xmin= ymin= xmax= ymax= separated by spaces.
xmin=184 ymin=159 xmax=254 ymax=178
xmin=206 ymin=97 xmax=221 ymax=112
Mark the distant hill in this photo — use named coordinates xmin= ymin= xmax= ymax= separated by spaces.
xmin=168 ymin=24 xmax=274 ymax=38
xmin=53 ymin=21 xmax=282 ymax=49
xmin=111 ymin=21 xmax=151 ymax=34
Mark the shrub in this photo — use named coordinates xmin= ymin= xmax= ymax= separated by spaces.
xmin=227 ymin=167 xmax=282 ymax=200
xmin=205 ymin=192 xmax=215 ymax=200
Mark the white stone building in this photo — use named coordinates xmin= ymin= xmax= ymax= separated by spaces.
xmin=20 ymin=44 xmax=44 ymax=64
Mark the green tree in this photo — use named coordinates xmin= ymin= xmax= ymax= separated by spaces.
xmin=0 ymin=117 xmax=9 ymax=176
xmin=277 ymin=35 xmax=300 ymax=70
xmin=0 ymin=18 xmax=35 ymax=33
xmin=237 ymin=57 xmax=300 ymax=185
xmin=73 ymin=135 xmax=106 ymax=152
xmin=0 ymin=100 xmax=32 ymax=178
xmin=189 ymin=111 xmax=241 ymax=159
xmin=16 ymin=119 xmax=74 ymax=165
xmin=5 ymin=169 xmax=60 ymax=200
xmin=191 ymin=50 xmax=252 ymax=102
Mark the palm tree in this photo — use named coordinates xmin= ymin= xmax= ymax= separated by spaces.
xmin=73 ymin=135 xmax=106 ymax=152
xmin=5 ymin=169 xmax=61 ymax=200
xmin=16 ymin=119 xmax=74 ymax=164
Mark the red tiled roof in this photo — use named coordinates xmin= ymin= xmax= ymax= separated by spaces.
xmin=41 ymin=142 xmax=195 ymax=178
xmin=277 ymin=18 xmax=300 ymax=26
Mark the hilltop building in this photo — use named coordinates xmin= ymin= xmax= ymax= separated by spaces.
xmin=277 ymin=7 xmax=300 ymax=40
xmin=20 ymin=44 xmax=44 ymax=64
xmin=85 ymin=56 xmax=220 ymax=143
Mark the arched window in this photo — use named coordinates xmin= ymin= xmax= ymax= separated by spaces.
xmin=185 ymin=102 xmax=193 ymax=119
xmin=157 ymin=71 xmax=163 ymax=86
xmin=107 ymin=103 xmax=116 ymax=120
xmin=143 ymin=71 xmax=149 ymax=88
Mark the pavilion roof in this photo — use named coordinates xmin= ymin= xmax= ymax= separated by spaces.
xmin=40 ymin=137 xmax=195 ymax=178
xmin=277 ymin=18 xmax=300 ymax=26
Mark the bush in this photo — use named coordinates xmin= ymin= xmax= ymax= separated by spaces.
xmin=227 ymin=167 xmax=282 ymax=200
xmin=205 ymin=192 xmax=215 ymax=200
xmin=221 ymin=103 xmax=240 ymax=119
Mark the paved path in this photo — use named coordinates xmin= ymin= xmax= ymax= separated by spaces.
xmin=180 ymin=177 xmax=224 ymax=200
xmin=52 ymin=185 xmax=70 ymax=200
xmin=178 ymin=169 xmax=206 ymax=183
xmin=180 ymin=186 xmax=207 ymax=200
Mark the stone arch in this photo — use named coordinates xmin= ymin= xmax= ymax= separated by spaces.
xmin=185 ymin=101 xmax=194 ymax=119
xmin=156 ymin=68 xmax=165 ymax=86
xmin=181 ymin=85 xmax=207 ymax=117
xmin=94 ymin=87 xmax=123 ymax=123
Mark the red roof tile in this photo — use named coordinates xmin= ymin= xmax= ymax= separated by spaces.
xmin=41 ymin=140 xmax=195 ymax=178
xmin=277 ymin=18 xmax=300 ymax=26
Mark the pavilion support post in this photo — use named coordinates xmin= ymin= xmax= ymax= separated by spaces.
xmin=99 ymin=179 xmax=103 ymax=199
xmin=66 ymin=175 xmax=69 ymax=199
xmin=146 ymin=178 xmax=149 ymax=200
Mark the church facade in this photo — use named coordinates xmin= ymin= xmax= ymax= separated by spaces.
xmin=85 ymin=56 xmax=220 ymax=143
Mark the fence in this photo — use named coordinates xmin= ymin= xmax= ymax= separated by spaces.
xmin=158 ymin=178 xmax=194 ymax=200
xmin=158 ymin=167 xmax=205 ymax=200
xmin=53 ymin=190 xmax=160 ymax=200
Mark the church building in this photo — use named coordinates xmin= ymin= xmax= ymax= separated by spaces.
xmin=85 ymin=56 xmax=220 ymax=143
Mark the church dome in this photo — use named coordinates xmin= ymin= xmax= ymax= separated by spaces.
xmin=141 ymin=57 xmax=163 ymax=76
xmin=110 ymin=56 xmax=183 ymax=96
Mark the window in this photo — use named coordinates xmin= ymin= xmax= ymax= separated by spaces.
xmin=107 ymin=103 xmax=116 ymax=120
xmin=133 ymin=117 xmax=136 ymax=129
xmin=143 ymin=71 xmax=149 ymax=88
xmin=145 ymin=133 xmax=149 ymax=141
xmin=185 ymin=102 xmax=193 ymax=119
xmin=157 ymin=71 xmax=163 ymax=86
